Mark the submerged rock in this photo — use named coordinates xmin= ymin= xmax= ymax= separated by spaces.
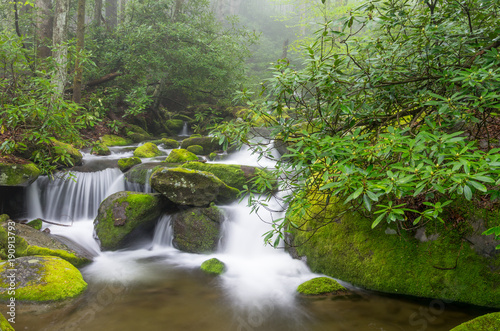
xmin=150 ymin=167 xmax=239 ymax=206
xmin=297 ymin=277 xmax=347 ymax=295
xmin=94 ymin=191 xmax=165 ymax=250
xmin=133 ymin=142 xmax=162 ymax=158
xmin=118 ymin=157 xmax=142 ymax=172
xmin=200 ymin=258 xmax=226 ymax=275
xmin=0 ymin=161 xmax=40 ymax=187
xmin=0 ymin=256 xmax=87 ymax=301
xmin=172 ymin=205 xmax=224 ymax=253
xmin=164 ymin=149 xmax=198 ymax=163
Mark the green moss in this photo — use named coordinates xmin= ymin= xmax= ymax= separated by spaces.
xmin=164 ymin=149 xmax=199 ymax=163
xmin=0 ymin=312 xmax=14 ymax=331
xmin=191 ymin=134 xmax=202 ymax=138
xmin=0 ymin=256 xmax=87 ymax=301
xmin=125 ymin=124 xmax=151 ymax=143
xmin=450 ymin=312 xmax=500 ymax=330
xmin=200 ymin=258 xmax=226 ymax=275
xmin=161 ymin=138 xmax=179 ymax=149
xmin=118 ymin=157 xmax=142 ymax=172
xmin=0 ymin=215 xmax=9 ymax=223
xmin=133 ymin=142 xmax=162 ymax=158
xmin=26 ymin=246 xmax=89 ymax=267
xmin=165 ymin=119 xmax=184 ymax=132
xmin=187 ymin=145 xmax=204 ymax=155
xmin=91 ymin=142 xmax=111 ymax=156
xmin=289 ymin=194 xmax=500 ymax=308
xmin=94 ymin=192 xmax=163 ymax=250
xmin=50 ymin=138 xmax=83 ymax=166
xmin=0 ymin=225 xmax=28 ymax=259
xmin=0 ymin=161 xmax=41 ymax=186
xmin=26 ymin=219 xmax=43 ymax=230
xmin=297 ymin=277 xmax=346 ymax=295
xmin=101 ymin=134 xmax=132 ymax=146
xmin=180 ymin=137 xmax=223 ymax=154
xmin=208 ymin=152 xmax=217 ymax=161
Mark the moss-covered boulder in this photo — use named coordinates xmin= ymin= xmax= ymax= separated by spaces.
xmin=100 ymin=134 xmax=132 ymax=146
xmin=164 ymin=149 xmax=199 ymax=163
xmin=289 ymin=194 xmax=500 ymax=308
xmin=1 ymin=221 xmax=91 ymax=267
xmin=200 ymin=258 xmax=226 ymax=275
xmin=94 ymin=191 xmax=165 ymax=250
xmin=0 ymin=312 xmax=14 ymax=331
xmin=162 ymin=138 xmax=179 ymax=149
xmin=186 ymin=145 xmax=204 ymax=155
xmin=0 ymin=256 xmax=87 ymax=301
xmin=0 ymin=222 xmax=28 ymax=258
xmin=150 ymin=167 xmax=239 ymax=206
xmin=124 ymin=163 xmax=162 ymax=185
xmin=118 ymin=157 xmax=142 ymax=172
xmin=450 ymin=312 xmax=500 ymax=330
xmin=0 ymin=161 xmax=40 ymax=187
xmin=91 ymin=142 xmax=111 ymax=156
xmin=133 ymin=142 xmax=162 ymax=158
xmin=50 ymin=138 xmax=83 ymax=166
xmin=172 ymin=205 xmax=224 ymax=253
xmin=180 ymin=137 xmax=224 ymax=154
xmin=297 ymin=277 xmax=346 ymax=295
xmin=181 ymin=162 xmax=275 ymax=191
xmin=26 ymin=218 xmax=43 ymax=230
xmin=125 ymin=124 xmax=151 ymax=143
xmin=165 ymin=119 xmax=184 ymax=133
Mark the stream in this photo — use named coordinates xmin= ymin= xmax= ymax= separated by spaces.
xmin=4 ymin=142 xmax=486 ymax=330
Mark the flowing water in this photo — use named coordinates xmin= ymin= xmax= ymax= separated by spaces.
xmin=6 ymin=142 xmax=487 ymax=330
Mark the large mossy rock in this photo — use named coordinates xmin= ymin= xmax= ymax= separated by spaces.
xmin=50 ymin=138 xmax=83 ymax=166
xmin=297 ymin=277 xmax=346 ymax=295
xmin=150 ymin=167 xmax=239 ymax=206
xmin=450 ymin=312 xmax=500 ymax=330
xmin=289 ymin=194 xmax=500 ymax=308
xmin=181 ymin=162 xmax=274 ymax=191
xmin=0 ymin=161 xmax=40 ymax=187
xmin=124 ymin=124 xmax=151 ymax=143
xmin=118 ymin=157 xmax=142 ymax=172
xmin=0 ymin=256 xmax=87 ymax=301
xmin=187 ymin=145 xmax=204 ymax=155
xmin=100 ymin=134 xmax=132 ymax=146
xmin=94 ymin=192 xmax=165 ymax=250
xmin=172 ymin=205 xmax=224 ymax=253
xmin=133 ymin=142 xmax=161 ymax=158
xmin=91 ymin=142 xmax=111 ymax=156
xmin=162 ymin=138 xmax=179 ymax=149
xmin=165 ymin=119 xmax=184 ymax=133
xmin=164 ymin=149 xmax=198 ymax=163
xmin=180 ymin=136 xmax=224 ymax=154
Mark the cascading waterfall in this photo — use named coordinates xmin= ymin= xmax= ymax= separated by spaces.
xmin=179 ymin=121 xmax=189 ymax=136
xmin=151 ymin=214 xmax=173 ymax=248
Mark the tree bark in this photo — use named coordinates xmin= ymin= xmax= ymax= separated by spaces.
xmin=106 ymin=0 xmax=118 ymax=29
xmin=94 ymin=0 xmax=103 ymax=26
xmin=36 ymin=0 xmax=53 ymax=58
xmin=72 ymin=0 xmax=86 ymax=104
xmin=52 ymin=0 xmax=71 ymax=98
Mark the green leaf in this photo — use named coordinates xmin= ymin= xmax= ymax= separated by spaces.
xmin=363 ymin=194 xmax=372 ymax=211
xmin=372 ymin=213 xmax=386 ymax=229
xmin=468 ymin=180 xmax=487 ymax=192
xmin=463 ymin=185 xmax=472 ymax=200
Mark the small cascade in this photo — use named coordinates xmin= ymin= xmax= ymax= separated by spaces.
xmin=151 ymin=214 xmax=173 ymax=248
xmin=179 ymin=121 xmax=189 ymax=136
xmin=27 ymin=168 xmax=123 ymax=222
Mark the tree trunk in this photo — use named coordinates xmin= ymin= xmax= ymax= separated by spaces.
xmin=106 ymin=0 xmax=118 ymax=29
xmin=36 ymin=0 xmax=53 ymax=58
xmin=119 ymin=0 xmax=126 ymax=24
xmin=94 ymin=0 xmax=103 ymax=26
xmin=72 ymin=0 xmax=86 ymax=104
xmin=52 ymin=0 xmax=71 ymax=98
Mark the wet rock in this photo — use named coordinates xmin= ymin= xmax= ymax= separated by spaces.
xmin=187 ymin=145 xmax=204 ymax=155
xmin=150 ymin=167 xmax=239 ymax=206
xmin=93 ymin=191 xmax=166 ymax=250
xmin=100 ymin=134 xmax=132 ymax=146
xmin=161 ymin=138 xmax=179 ymax=149
xmin=133 ymin=142 xmax=162 ymax=158
xmin=0 ymin=256 xmax=87 ymax=301
xmin=0 ymin=161 xmax=40 ymax=187
xmin=124 ymin=162 xmax=162 ymax=185
xmin=172 ymin=205 xmax=225 ymax=253
xmin=118 ymin=157 xmax=142 ymax=172
xmin=164 ymin=149 xmax=199 ymax=163
xmin=200 ymin=258 xmax=226 ymax=275
xmin=297 ymin=277 xmax=347 ymax=295
xmin=180 ymin=136 xmax=224 ymax=154
xmin=91 ymin=142 xmax=111 ymax=156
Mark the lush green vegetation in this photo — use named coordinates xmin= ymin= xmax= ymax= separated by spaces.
xmin=215 ymin=0 xmax=500 ymax=245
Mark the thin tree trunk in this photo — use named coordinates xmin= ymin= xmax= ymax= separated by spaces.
xmin=52 ymin=0 xmax=71 ymax=98
xmin=119 ymin=0 xmax=126 ymax=24
xmin=73 ymin=0 xmax=86 ymax=103
xmin=94 ymin=0 xmax=103 ymax=26
xmin=106 ymin=0 xmax=118 ymax=29
xmin=36 ymin=0 xmax=53 ymax=59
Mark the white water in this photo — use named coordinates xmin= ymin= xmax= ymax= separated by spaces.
xmin=26 ymin=142 xmax=319 ymax=310
xmin=179 ymin=122 xmax=190 ymax=136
